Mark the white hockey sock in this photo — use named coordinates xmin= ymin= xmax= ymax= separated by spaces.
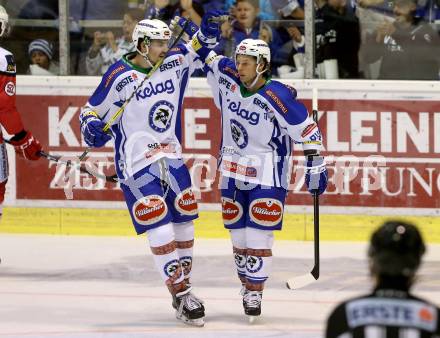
xmin=147 ymin=223 xmax=185 ymax=292
xmin=230 ymin=228 xmax=247 ymax=284
xmin=245 ymin=228 xmax=274 ymax=290
xmin=173 ymin=221 xmax=194 ymax=281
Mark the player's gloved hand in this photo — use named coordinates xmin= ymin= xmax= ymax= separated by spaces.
xmin=80 ymin=111 xmax=111 ymax=147
xmin=170 ymin=16 xmax=199 ymax=39
xmin=305 ymin=155 xmax=328 ymax=195
xmin=196 ymin=10 xmax=228 ymax=48
xmin=9 ymin=130 xmax=42 ymax=161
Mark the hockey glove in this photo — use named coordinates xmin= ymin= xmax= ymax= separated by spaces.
xmin=305 ymin=155 xmax=328 ymax=195
xmin=80 ymin=111 xmax=111 ymax=148
xmin=170 ymin=16 xmax=199 ymax=39
xmin=9 ymin=130 xmax=42 ymax=161
xmin=195 ymin=10 xmax=228 ymax=49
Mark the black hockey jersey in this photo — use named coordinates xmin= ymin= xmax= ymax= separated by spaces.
xmin=326 ymin=288 xmax=440 ymax=338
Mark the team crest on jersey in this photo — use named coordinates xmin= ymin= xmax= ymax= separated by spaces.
xmin=250 ymin=198 xmax=283 ymax=227
xmin=149 ymin=100 xmax=174 ymax=132
xmin=230 ymin=119 xmax=248 ymax=149
xmin=221 ymin=197 xmax=243 ymax=225
xmin=174 ymin=188 xmax=198 ymax=216
xmin=4 ymin=81 xmax=15 ymax=96
xmin=132 ymin=195 xmax=168 ymax=225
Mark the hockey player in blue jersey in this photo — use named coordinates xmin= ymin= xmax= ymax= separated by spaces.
xmin=180 ymin=12 xmax=328 ymax=318
xmin=79 ymin=19 xmax=212 ymax=326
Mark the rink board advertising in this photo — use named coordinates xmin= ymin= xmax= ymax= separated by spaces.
xmin=10 ymin=78 xmax=440 ymax=214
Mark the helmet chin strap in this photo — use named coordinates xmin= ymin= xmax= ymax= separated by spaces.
xmin=243 ymin=63 xmax=267 ymax=89
xmin=136 ymin=40 xmax=154 ymax=68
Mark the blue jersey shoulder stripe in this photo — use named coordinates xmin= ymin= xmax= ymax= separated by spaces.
xmin=166 ymin=43 xmax=189 ymax=57
xmin=261 ymin=81 xmax=308 ymax=125
xmin=89 ymin=60 xmax=129 ymax=107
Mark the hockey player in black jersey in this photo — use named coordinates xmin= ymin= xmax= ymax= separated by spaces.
xmin=326 ymin=220 xmax=440 ymax=338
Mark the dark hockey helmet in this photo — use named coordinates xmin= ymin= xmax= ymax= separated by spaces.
xmin=368 ymin=221 xmax=426 ymax=277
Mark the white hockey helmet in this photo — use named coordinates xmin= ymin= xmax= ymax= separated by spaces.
xmin=235 ymin=39 xmax=271 ymax=65
xmin=0 ymin=5 xmax=9 ymax=38
xmin=132 ymin=19 xmax=171 ymax=48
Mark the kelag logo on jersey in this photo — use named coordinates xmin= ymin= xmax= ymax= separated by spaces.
xmin=135 ymin=79 xmax=175 ymax=100
xmin=149 ymin=100 xmax=175 ymax=132
xmin=230 ymin=119 xmax=248 ymax=149
xmin=228 ymin=100 xmax=260 ymax=125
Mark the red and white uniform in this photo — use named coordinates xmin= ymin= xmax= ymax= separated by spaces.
xmin=0 ymin=47 xmax=25 ymax=208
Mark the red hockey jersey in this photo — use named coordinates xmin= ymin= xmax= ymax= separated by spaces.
xmin=0 ymin=46 xmax=24 ymax=136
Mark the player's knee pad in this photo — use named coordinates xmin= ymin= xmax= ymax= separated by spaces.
xmin=147 ymin=222 xmax=175 ymax=247
xmin=147 ymin=223 xmax=184 ymax=285
xmin=245 ymin=247 xmax=273 ymax=285
xmin=173 ymin=221 xmax=194 ymax=242
xmin=230 ymin=228 xmax=246 ymax=248
xmin=246 ymin=227 xmax=274 ymax=249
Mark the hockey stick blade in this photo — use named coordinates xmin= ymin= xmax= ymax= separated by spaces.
xmin=286 ymin=272 xmax=318 ymax=290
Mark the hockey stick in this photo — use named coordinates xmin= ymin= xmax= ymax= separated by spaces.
xmin=286 ymin=88 xmax=320 ymax=290
xmin=39 ymin=151 xmax=118 ymax=183
xmin=78 ymin=19 xmax=191 ymax=161
xmin=3 ymin=139 xmax=118 ymax=183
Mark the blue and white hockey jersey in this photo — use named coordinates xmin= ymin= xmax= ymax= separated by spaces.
xmin=81 ymin=43 xmax=203 ymax=179
xmin=206 ymin=56 xmax=323 ymax=188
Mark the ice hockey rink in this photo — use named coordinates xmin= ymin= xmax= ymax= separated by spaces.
xmin=1 ymin=235 xmax=440 ymax=338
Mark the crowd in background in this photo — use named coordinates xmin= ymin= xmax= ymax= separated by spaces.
xmin=2 ymin=0 xmax=440 ymax=80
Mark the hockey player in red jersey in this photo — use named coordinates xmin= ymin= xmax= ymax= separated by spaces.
xmin=0 ymin=5 xmax=42 ymax=215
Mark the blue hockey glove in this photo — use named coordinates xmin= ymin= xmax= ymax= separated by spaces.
xmin=80 ymin=111 xmax=111 ymax=147
xmin=170 ymin=16 xmax=199 ymax=39
xmin=305 ymin=155 xmax=328 ymax=195
xmin=196 ymin=10 xmax=228 ymax=48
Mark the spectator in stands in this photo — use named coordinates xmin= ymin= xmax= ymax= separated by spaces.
xmin=85 ymin=8 xmax=144 ymax=75
xmin=271 ymin=0 xmax=305 ymax=19
xmin=27 ymin=38 xmax=59 ymax=75
xmin=216 ymin=0 xmax=261 ymax=57
xmin=316 ymin=0 xmax=361 ymax=78
xmin=363 ymin=0 xmax=440 ymax=80
xmin=326 ymin=220 xmax=440 ymax=338
xmin=159 ymin=0 xmax=205 ymax=25
xmin=142 ymin=0 xmax=171 ymax=20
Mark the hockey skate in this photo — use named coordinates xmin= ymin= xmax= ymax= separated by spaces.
xmin=173 ymin=287 xmax=205 ymax=327
xmin=243 ymin=290 xmax=262 ymax=322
